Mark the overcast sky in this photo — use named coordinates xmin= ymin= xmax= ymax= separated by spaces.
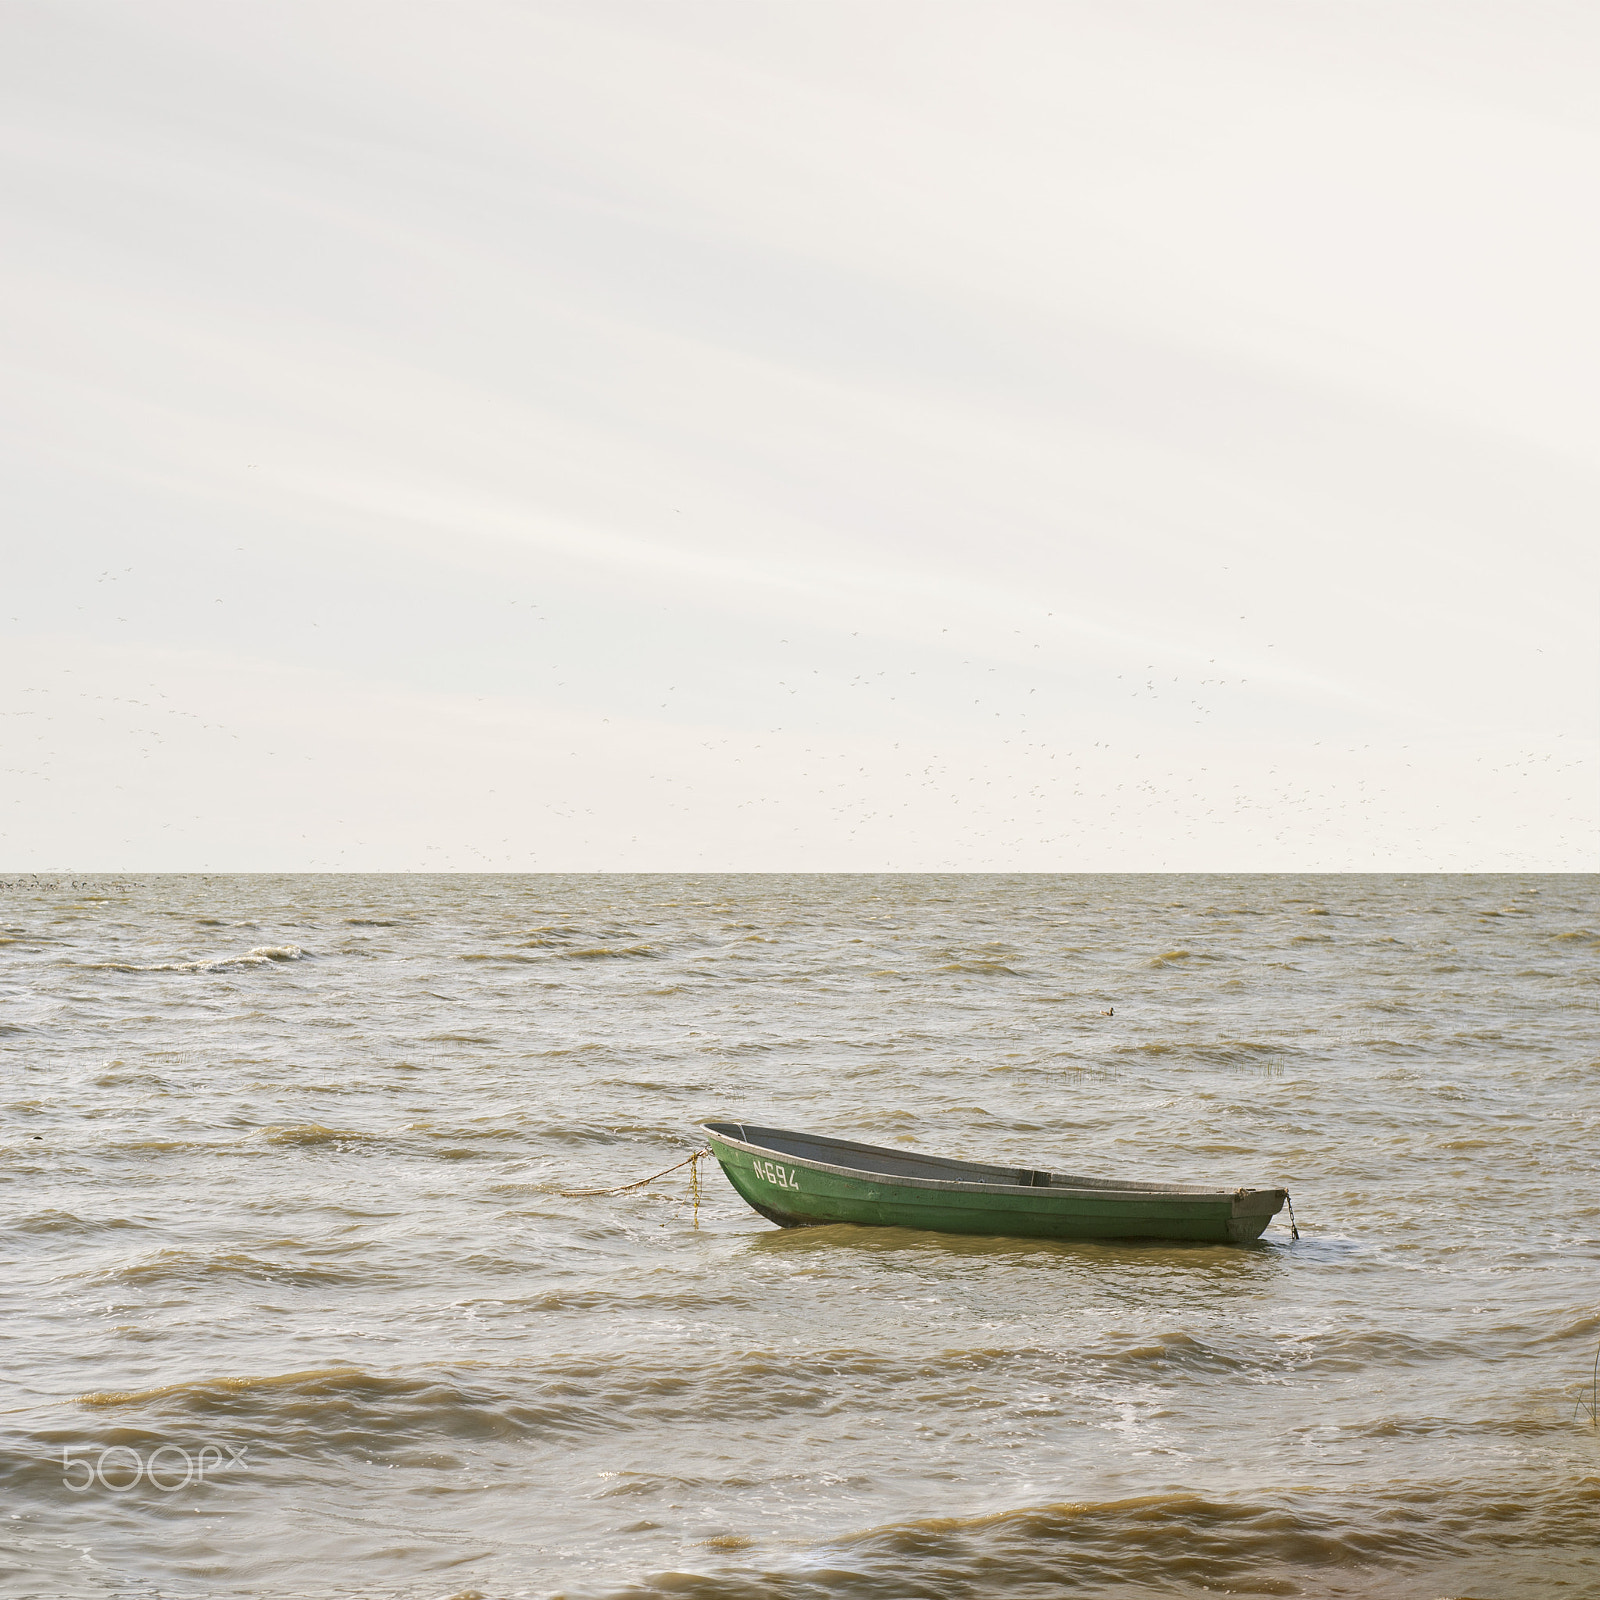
xmin=3 ymin=1 xmax=1596 ymax=872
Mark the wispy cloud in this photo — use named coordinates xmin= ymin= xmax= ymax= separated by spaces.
xmin=2 ymin=1 xmax=1595 ymax=869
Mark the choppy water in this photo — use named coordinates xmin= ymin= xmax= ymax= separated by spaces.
xmin=3 ymin=873 xmax=1598 ymax=1600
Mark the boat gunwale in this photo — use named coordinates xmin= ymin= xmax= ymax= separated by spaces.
xmin=700 ymin=1120 xmax=1278 ymax=1206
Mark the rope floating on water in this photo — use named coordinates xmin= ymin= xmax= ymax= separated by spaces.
xmin=1285 ymin=1192 xmax=1299 ymax=1241
xmin=558 ymin=1148 xmax=711 ymax=1199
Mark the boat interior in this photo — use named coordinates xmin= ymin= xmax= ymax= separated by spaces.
xmin=702 ymin=1120 xmax=1234 ymax=1196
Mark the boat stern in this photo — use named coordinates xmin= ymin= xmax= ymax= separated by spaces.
xmin=1226 ymin=1188 xmax=1288 ymax=1244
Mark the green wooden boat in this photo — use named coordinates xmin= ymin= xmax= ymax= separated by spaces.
xmin=701 ymin=1121 xmax=1290 ymax=1245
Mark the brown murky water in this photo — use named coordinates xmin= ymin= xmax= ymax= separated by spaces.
xmin=3 ymin=873 xmax=1597 ymax=1598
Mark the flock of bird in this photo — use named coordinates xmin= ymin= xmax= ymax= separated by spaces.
xmin=6 ymin=582 xmax=1588 ymax=871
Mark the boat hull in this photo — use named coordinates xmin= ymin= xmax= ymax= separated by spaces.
xmin=702 ymin=1122 xmax=1285 ymax=1246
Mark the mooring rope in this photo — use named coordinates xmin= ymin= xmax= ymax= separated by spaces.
xmin=1284 ymin=1192 xmax=1300 ymax=1241
xmin=558 ymin=1147 xmax=711 ymax=1199
xmin=1577 ymin=1336 xmax=1600 ymax=1427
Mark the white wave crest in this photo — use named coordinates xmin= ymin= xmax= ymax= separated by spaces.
xmin=94 ymin=944 xmax=305 ymax=973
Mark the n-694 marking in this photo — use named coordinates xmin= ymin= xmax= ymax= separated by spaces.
xmin=752 ymin=1159 xmax=800 ymax=1190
